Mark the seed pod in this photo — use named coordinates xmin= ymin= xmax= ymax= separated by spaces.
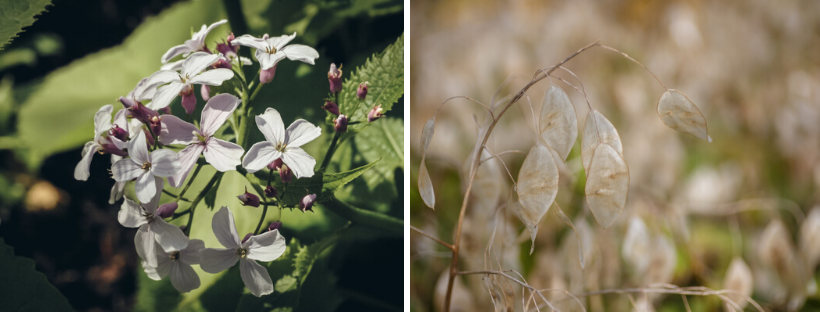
xmin=585 ymin=144 xmax=629 ymax=228
xmin=581 ymin=110 xmax=623 ymax=174
xmin=418 ymin=117 xmax=436 ymax=209
xmin=657 ymin=89 xmax=711 ymax=142
xmin=539 ymin=85 xmax=578 ymax=161
xmin=723 ymin=257 xmax=753 ymax=309
xmin=515 ymin=144 xmax=559 ymax=252
xmin=800 ymin=207 xmax=820 ymax=270
xmin=622 ymin=217 xmax=650 ymax=276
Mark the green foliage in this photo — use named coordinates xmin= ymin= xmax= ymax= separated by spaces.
xmin=134 ymin=264 xmax=181 ymax=312
xmin=0 ymin=238 xmax=74 ymax=311
xmin=0 ymin=0 xmax=52 ymax=49
xmin=334 ymin=34 xmax=404 ymax=132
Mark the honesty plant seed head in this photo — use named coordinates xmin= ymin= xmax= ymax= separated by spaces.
xmin=242 ymin=108 xmax=321 ymax=178
xmin=357 ymin=81 xmax=368 ymax=100
xmin=322 ymin=100 xmax=340 ymax=116
xmin=328 ymin=63 xmax=342 ymax=94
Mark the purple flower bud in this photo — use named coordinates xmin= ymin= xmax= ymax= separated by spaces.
xmin=149 ymin=116 xmax=162 ymax=136
xmin=368 ymin=104 xmax=384 ymax=122
xmin=268 ymin=221 xmax=282 ymax=232
xmin=226 ymin=32 xmax=236 ymax=44
xmin=212 ymin=58 xmax=232 ymax=70
xmin=279 ymin=164 xmax=293 ymax=183
xmin=119 ymin=96 xmax=157 ymax=125
xmin=357 ymin=81 xmax=369 ymax=100
xmin=100 ymin=142 xmax=128 ymax=156
xmin=143 ymin=129 xmax=155 ymax=146
xmin=322 ymin=100 xmax=340 ymax=116
xmin=216 ymin=33 xmax=238 ymax=58
xmin=242 ymin=233 xmax=253 ymax=244
xmin=237 ymin=187 xmax=260 ymax=207
xmin=334 ymin=115 xmax=348 ymax=133
xmin=328 ymin=63 xmax=343 ymax=94
xmin=260 ymin=64 xmax=277 ymax=84
xmin=109 ymin=124 xmax=128 ymax=141
xmin=201 ymin=85 xmax=211 ymax=101
xmin=159 ymin=106 xmax=171 ymax=115
xmin=267 ymin=158 xmax=284 ymax=171
xmin=155 ymin=202 xmax=178 ymax=219
xmin=299 ymin=194 xmax=317 ymax=212
xmin=181 ymin=88 xmax=197 ymax=115
xmin=264 ymin=185 xmax=278 ymax=198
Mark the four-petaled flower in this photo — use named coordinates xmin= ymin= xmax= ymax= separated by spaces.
xmin=231 ymin=33 xmax=319 ymax=70
xmin=143 ymin=238 xmax=205 ymax=293
xmin=242 ymin=108 xmax=321 ymax=178
xmin=118 ymin=193 xmax=189 ymax=268
xmin=161 ymin=19 xmax=227 ymax=63
xmin=111 ymin=131 xmax=181 ymax=203
xmin=74 ymin=105 xmax=129 ymax=181
xmin=146 ymin=52 xmax=234 ymax=110
xmin=158 ymin=94 xmax=245 ymax=187
xmin=200 ymin=207 xmax=286 ymax=297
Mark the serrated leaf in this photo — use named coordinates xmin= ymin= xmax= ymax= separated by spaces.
xmin=539 ymin=85 xmax=577 ymax=160
xmin=337 ymin=34 xmax=403 ymax=132
xmin=515 ymin=144 xmax=559 ymax=253
xmin=585 ymin=144 xmax=629 ymax=228
xmin=274 ymin=275 xmax=298 ymax=293
xmin=0 ymin=0 xmax=52 ymax=49
xmin=657 ymin=89 xmax=711 ymax=142
xmin=581 ymin=110 xmax=623 ymax=174
xmin=0 ymin=238 xmax=74 ymax=311
xmin=355 ymin=116 xmax=403 ymax=193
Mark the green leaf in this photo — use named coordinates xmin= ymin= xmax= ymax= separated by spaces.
xmin=133 ymin=264 xmax=181 ymax=312
xmin=15 ymin=0 xmax=228 ymax=169
xmin=0 ymin=0 xmax=52 ymax=49
xmin=335 ymin=34 xmax=403 ymax=132
xmin=0 ymin=238 xmax=74 ymax=311
xmin=352 ymin=117 xmax=403 ymax=209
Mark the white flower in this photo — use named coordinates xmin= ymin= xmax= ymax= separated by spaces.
xmin=161 ymin=19 xmax=227 ymax=63
xmin=145 ymin=52 xmax=234 ymax=110
xmin=231 ymin=33 xmax=319 ymax=70
xmin=111 ymin=131 xmax=181 ymax=203
xmin=242 ymin=108 xmax=321 ymax=178
xmin=200 ymin=207 xmax=286 ymax=297
xmin=143 ymin=238 xmax=205 ymax=293
xmin=74 ymin=105 xmax=130 ymax=181
xmin=158 ymin=94 xmax=245 ymax=187
xmin=118 ymin=194 xmax=189 ymax=268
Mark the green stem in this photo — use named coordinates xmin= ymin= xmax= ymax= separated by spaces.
xmin=254 ymin=170 xmax=275 ymax=235
xmin=176 ymin=164 xmax=202 ymax=202
xmin=184 ymin=172 xmax=222 ymax=236
xmin=321 ymin=198 xmax=402 ymax=236
xmin=320 ymin=132 xmax=341 ymax=171
xmin=163 ymin=189 xmax=190 ymax=202
xmin=249 ymin=77 xmax=264 ymax=102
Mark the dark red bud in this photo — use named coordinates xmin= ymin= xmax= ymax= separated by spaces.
xmin=267 ymin=221 xmax=282 ymax=232
xmin=156 ymin=203 xmax=178 ymax=219
xmin=279 ymin=164 xmax=293 ymax=183
xmin=357 ymin=82 xmax=369 ymax=100
xmin=201 ymin=85 xmax=211 ymax=101
xmin=260 ymin=64 xmax=277 ymax=84
xmin=367 ymin=104 xmax=384 ymax=122
xmin=334 ymin=115 xmax=348 ymax=133
xmin=267 ymin=158 xmax=284 ymax=171
xmin=322 ymin=100 xmax=340 ymax=116
xmin=237 ymin=187 xmax=260 ymax=207
xmin=109 ymin=124 xmax=128 ymax=141
xmin=264 ymin=185 xmax=278 ymax=198
xmin=299 ymin=194 xmax=317 ymax=212
xmin=242 ymin=233 xmax=253 ymax=244
xmin=328 ymin=63 xmax=343 ymax=94
xmin=181 ymin=88 xmax=197 ymax=115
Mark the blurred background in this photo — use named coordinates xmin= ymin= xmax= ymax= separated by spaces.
xmin=0 ymin=0 xmax=403 ymax=311
xmin=410 ymin=0 xmax=820 ymax=311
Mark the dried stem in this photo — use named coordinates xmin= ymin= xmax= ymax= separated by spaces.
xmin=410 ymin=225 xmax=453 ymax=250
xmin=443 ymin=40 xmax=600 ymax=312
xmin=596 ymin=44 xmax=668 ymax=90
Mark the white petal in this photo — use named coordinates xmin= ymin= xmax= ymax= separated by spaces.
xmin=200 ymin=94 xmax=240 ymax=136
xmin=149 ymin=82 xmax=186 ymax=110
xmin=240 ymin=258 xmax=273 ymax=297
xmin=150 ymin=219 xmax=189 ymax=253
xmin=195 ymin=19 xmax=227 ymax=42
xmin=159 ymin=115 xmax=197 ymax=145
xmin=131 ymin=77 xmax=160 ymax=102
xmin=146 ymin=70 xmax=182 ymax=87
xmin=199 ymin=248 xmax=238 ymax=273
xmin=113 ymin=109 xmax=128 ymax=131
xmin=256 ymin=108 xmax=285 ymax=144
xmin=231 ymin=34 xmax=270 ymax=50
xmin=143 ymin=177 xmax=164 ymax=213
xmin=182 ymin=52 xmax=220 ymax=77
xmin=74 ymin=141 xmax=99 ymax=181
xmin=111 ymin=158 xmax=143 ymax=182
xmin=168 ymin=144 xmax=204 ymax=188
xmin=282 ymin=147 xmax=315 ymax=179
xmin=160 ymin=60 xmax=184 ymax=72
xmin=94 ymin=105 xmax=113 ymax=136
xmin=150 ymin=149 xmax=180 ymax=177
xmin=118 ymin=198 xmax=147 ymax=228
xmin=180 ymin=239 xmax=205 ymax=265
xmin=135 ymin=172 xmax=157 ymax=203
xmin=143 ymin=262 xmax=164 ymax=281
xmin=284 ymin=119 xmax=321 ymax=147
xmin=246 ymin=230 xmax=287 ymax=262
xmin=190 ymin=68 xmax=234 ymax=86
xmin=255 ymin=50 xmax=286 ymax=70
xmin=108 ymin=181 xmax=126 ymax=204
xmin=268 ymin=32 xmax=296 ymax=50
xmin=204 ymin=139 xmax=244 ymax=172
xmin=136 ymin=225 xmax=159 ymax=267
xmin=161 ymin=44 xmax=192 ymax=63
xmin=169 ymin=261 xmax=201 ymax=293
xmin=109 ymin=136 xmax=127 ymax=151
xmin=239 ymin=56 xmax=252 ymax=65
xmin=281 ymin=44 xmax=319 ymax=65
xmin=212 ymin=206 xmax=240 ymax=248
xmin=241 ymin=142 xmax=281 ymax=173
xmin=128 ymin=131 xmax=151 ymax=165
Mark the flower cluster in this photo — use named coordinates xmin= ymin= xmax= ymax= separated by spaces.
xmin=72 ymin=20 xmax=333 ymax=296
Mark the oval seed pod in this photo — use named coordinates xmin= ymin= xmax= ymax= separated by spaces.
xmin=622 ymin=217 xmax=650 ymax=276
xmin=585 ymin=144 xmax=629 ymax=228
xmin=759 ymin=219 xmax=804 ymax=297
xmin=581 ymin=110 xmax=623 ymax=174
xmin=800 ymin=207 xmax=820 ymax=270
xmin=418 ymin=117 xmax=436 ymax=209
xmin=539 ymin=85 xmax=578 ymax=161
xmin=657 ymin=89 xmax=711 ymax=142
xmin=516 ymin=144 xmax=560 ymax=252
xmin=723 ymin=257 xmax=753 ymax=309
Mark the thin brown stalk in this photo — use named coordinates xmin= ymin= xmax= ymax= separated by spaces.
xmin=410 ymin=225 xmax=454 ymax=250
xmin=596 ymin=44 xmax=668 ymax=90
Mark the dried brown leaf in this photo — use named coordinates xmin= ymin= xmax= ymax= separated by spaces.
xmin=515 ymin=144 xmax=559 ymax=253
xmin=581 ymin=110 xmax=623 ymax=174
xmin=539 ymin=85 xmax=578 ymax=160
xmin=585 ymin=144 xmax=629 ymax=228
xmin=657 ymin=89 xmax=711 ymax=142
